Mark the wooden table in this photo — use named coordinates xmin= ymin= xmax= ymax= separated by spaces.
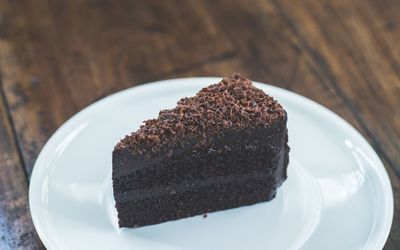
xmin=0 ymin=0 xmax=398 ymax=249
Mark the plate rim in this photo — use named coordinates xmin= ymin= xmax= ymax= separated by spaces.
xmin=29 ymin=77 xmax=394 ymax=250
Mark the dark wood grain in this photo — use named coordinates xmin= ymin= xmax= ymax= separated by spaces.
xmin=0 ymin=87 xmax=43 ymax=249
xmin=0 ymin=0 xmax=398 ymax=249
xmin=0 ymin=0 xmax=234 ymax=176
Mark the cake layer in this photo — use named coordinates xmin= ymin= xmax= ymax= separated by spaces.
xmin=113 ymin=124 xmax=288 ymax=192
xmin=115 ymin=142 xmax=289 ymax=227
xmin=114 ymin=171 xmax=281 ymax=202
xmin=116 ymin=171 xmax=286 ymax=228
xmin=113 ymin=141 xmax=287 ymax=193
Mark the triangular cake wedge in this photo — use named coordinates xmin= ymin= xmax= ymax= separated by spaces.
xmin=112 ymin=74 xmax=289 ymax=228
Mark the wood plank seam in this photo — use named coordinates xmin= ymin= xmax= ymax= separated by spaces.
xmin=0 ymin=80 xmax=29 ymax=185
xmin=271 ymin=0 xmax=399 ymax=178
xmin=353 ymin=3 xmax=400 ymax=80
xmin=308 ymin=50 xmax=398 ymax=176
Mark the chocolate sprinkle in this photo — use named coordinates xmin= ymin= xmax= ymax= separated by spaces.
xmin=115 ymin=73 xmax=286 ymax=156
xmin=112 ymin=73 xmax=290 ymax=228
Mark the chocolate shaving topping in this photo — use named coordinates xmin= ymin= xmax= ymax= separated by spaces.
xmin=115 ymin=73 xmax=286 ymax=156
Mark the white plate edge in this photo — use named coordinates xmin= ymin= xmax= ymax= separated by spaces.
xmin=28 ymin=77 xmax=394 ymax=250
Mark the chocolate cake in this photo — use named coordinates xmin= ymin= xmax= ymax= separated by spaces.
xmin=112 ymin=74 xmax=289 ymax=228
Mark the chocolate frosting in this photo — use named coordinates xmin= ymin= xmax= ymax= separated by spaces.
xmin=115 ymin=73 xmax=286 ymax=156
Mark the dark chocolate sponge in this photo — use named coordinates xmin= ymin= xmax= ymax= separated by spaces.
xmin=113 ymin=73 xmax=289 ymax=228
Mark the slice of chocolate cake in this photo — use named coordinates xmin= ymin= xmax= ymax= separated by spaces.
xmin=112 ymin=74 xmax=289 ymax=228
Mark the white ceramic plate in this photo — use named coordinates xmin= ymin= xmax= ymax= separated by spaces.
xmin=29 ymin=77 xmax=393 ymax=250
